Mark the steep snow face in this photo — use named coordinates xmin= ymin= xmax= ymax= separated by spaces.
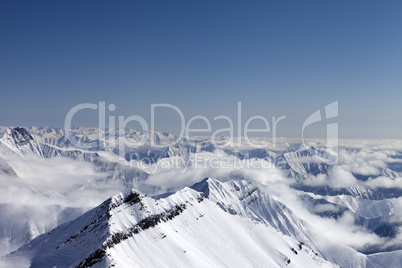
xmin=3 ymin=186 xmax=338 ymax=268
xmin=377 ymin=167 xmax=400 ymax=179
xmin=191 ymin=178 xmax=315 ymax=247
xmin=0 ymin=128 xmax=43 ymax=156
xmin=10 ymin=127 xmax=34 ymax=146
xmin=323 ymin=195 xmax=395 ymax=219
xmin=191 ymin=179 xmax=373 ymax=268
xmin=282 ymin=148 xmax=331 ymax=179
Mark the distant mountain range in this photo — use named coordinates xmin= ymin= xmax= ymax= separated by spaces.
xmin=0 ymin=127 xmax=401 ymax=267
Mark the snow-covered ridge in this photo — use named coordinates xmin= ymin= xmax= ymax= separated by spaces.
xmin=2 ymin=180 xmax=339 ymax=268
xmin=1 ymin=126 xmax=402 ymax=267
xmin=0 ymin=128 xmax=42 ymax=156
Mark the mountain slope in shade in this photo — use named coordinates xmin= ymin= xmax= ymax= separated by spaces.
xmin=0 ymin=128 xmax=43 ymax=157
xmin=0 ymin=158 xmax=17 ymax=177
xmin=2 ymin=184 xmax=338 ymax=268
xmin=0 ymin=204 xmax=87 ymax=257
xmin=367 ymin=250 xmax=402 ymax=267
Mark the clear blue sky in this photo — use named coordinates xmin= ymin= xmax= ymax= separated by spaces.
xmin=1 ymin=0 xmax=401 ymax=138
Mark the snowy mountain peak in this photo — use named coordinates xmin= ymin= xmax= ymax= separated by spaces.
xmin=0 ymin=127 xmax=43 ymax=156
xmin=3 ymin=182 xmax=339 ymax=268
xmin=10 ymin=127 xmax=34 ymax=146
xmin=191 ymin=177 xmax=259 ymax=202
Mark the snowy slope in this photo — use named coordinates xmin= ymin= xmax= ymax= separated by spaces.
xmin=191 ymin=179 xmax=374 ymax=268
xmin=2 ymin=186 xmax=338 ymax=268
xmin=282 ymin=148 xmax=331 ymax=179
xmin=367 ymin=250 xmax=402 ymax=268
xmin=191 ymin=178 xmax=317 ymax=250
xmin=0 ymin=128 xmax=43 ymax=157
xmin=0 ymin=127 xmax=150 ymax=192
xmin=0 ymin=204 xmax=87 ymax=257
xmin=1 ymin=126 xmax=402 ymax=267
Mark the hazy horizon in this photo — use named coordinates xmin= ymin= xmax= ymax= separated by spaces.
xmin=1 ymin=1 xmax=401 ymax=139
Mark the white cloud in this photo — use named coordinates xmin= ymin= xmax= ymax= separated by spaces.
xmin=364 ymin=176 xmax=402 ymax=189
xmin=0 ymin=154 xmax=126 ymax=207
xmin=301 ymin=166 xmax=359 ymax=188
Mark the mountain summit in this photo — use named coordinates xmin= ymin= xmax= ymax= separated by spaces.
xmin=3 ymin=179 xmax=338 ymax=268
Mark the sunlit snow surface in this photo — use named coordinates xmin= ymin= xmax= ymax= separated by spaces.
xmin=0 ymin=126 xmax=402 ymax=267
